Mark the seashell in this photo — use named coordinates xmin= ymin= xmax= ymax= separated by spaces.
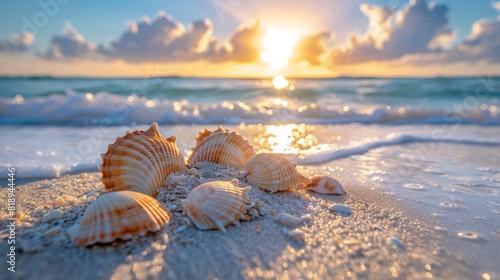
xmin=99 ymin=122 xmax=187 ymax=197
xmin=187 ymin=126 xmax=256 ymax=168
xmin=242 ymin=153 xmax=310 ymax=193
xmin=307 ymin=176 xmax=346 ymax=195
xmin=181 ymin=179 xmax=254 ymax=233
xmin=68 ymin=191 xmax=171 ymax=246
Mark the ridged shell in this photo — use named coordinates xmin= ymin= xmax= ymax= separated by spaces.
xmin=181 ymin=179 xmax=253 ymax=232
xmin=307 ymin=176 xmax=346 ymax=195
xmin=99 ymin=122 xmax=187 ymax=197
xmin=187 ymin=126 xmax=256 ymax=168
xmin=68 ymin=191 xmax=171 ymax=246
xmin=243 ymin=153 xmax=310 ymax=193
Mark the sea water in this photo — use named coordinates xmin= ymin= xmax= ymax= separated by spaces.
xmin=1 ymin=77 xmax=499 ymax=275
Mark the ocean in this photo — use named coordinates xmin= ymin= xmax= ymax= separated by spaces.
xmin=1 ymin=76 xmax=500 ymax=275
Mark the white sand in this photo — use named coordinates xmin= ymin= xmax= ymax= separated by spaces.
xmin=0 ymin=163 xmax=474 ymax=279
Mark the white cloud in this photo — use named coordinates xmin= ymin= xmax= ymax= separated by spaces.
xmin=98 ymin=11 xmax=213 ymax=62
xmin=401 ymin=2 xmax=500 ymax=64
xmin=493 ymin=1 xmax=500 ymax=13
xmin=329 ymin=0 xmax=453 ymax=64
xmin=41 ymin=23 xmax=96 ymax=60
xmin=0 ymin=33 xmax=34 ymax=53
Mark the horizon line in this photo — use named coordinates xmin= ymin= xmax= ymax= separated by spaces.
xmin=1 ymin=74 xmax=500 ymax=80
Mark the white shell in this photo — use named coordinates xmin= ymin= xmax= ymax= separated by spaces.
xmin=307 ymin=176 xmax=346 ymax=195
xmin=243 ymin=153 xmax=310 ymax=193
xmin=99 ymin=122 xmax=187 ymax=197
xmin=187 ymin=126 xmax=256 ymax=168
xmin=181 ymin=179 xmax=253 ymax=232
xmin=69 ymin=191 xmax=171 ymax=246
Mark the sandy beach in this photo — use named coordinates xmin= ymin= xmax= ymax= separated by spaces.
xmin=0 ymin=162 xmax=476 ymax=279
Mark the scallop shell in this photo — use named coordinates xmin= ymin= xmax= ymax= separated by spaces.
xmin=181 ymin=179 xmax=254 ymax=232
xmin=187 ymin=126 xmax=256 ymax=168
xmin=243 ymin=153 xmax=310 ymax=193
xmin=68 ymin=191 xmax=171 ymax=246
xmin=307 ymin=176 xmax=346 ymax=195
xmin=99 ymin=122 xmax=187 ymax=197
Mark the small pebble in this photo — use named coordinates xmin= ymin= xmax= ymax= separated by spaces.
xmin=275 ymin=213 xmax=303 ymax=228
xmin=288 ymin=229 xmax=306 ymax=241
xmin=167 ymin=204 xmax=177 ymax=211
xmin=300 ymin=214 xmax=313 ymax=223
xmin=86 ymin=191 xmax=99 ymax=198
xmin=44 ymin=209 xmax=64 ymax=222
xmin=187 ymin=168 xmax=199 ymax=176
xmin=42 ymin=227 xmax=61 ymax=237
xmin=329 ymin=204 xmax=353 ymax=215
xmin=18 ymin=240 xmax=43 ymax=254
xmin=390 ymin=237 xmax=405 ymax=249
xmin=170 ymin=175 xmax=189 ymax=184
xmin=176 ymin=225 xmax=187 ymax=233
xmin=51 ymin=196 xmax=67 ymax=207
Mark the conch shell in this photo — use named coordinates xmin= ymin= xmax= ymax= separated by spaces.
xmin=181 ymin=179 xmax=254 ymax=232
xmin=68 ymin=191 xmax=171 ymax=246
xmin=99 ymin=122 xmax=187 ymax=197
xmin=307 ymin=176 xmax=346 ymax=195
xmin=187 ymin=127 xmax=256 ymax=168
xmin=243 ymin=153 xmax=310 ymax=193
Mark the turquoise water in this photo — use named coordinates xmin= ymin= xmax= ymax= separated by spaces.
xmin=1 ymin=77 xmax=499 ymax=126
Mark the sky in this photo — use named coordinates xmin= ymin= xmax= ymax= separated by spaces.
xmin=0 ymin=0 xmax=499 ymax=77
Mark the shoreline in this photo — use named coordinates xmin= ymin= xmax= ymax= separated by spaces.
xmin=0 ymin=166 xmax=475 ymax=279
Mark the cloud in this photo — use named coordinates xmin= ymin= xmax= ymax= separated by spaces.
xmin=0 ymin=33 xmax=34 ymax=53
xmin=98 ymin=11 xmax=213 ymax=62
xmin=41 ymin=23 xmax=96 ymax=60
xmin=291 ymin=29 xmax=332 ymax=65
xmin=329 ymin=0 xmax=453 ymax=64
xmin=494 ymin=1 xmax=500 ymax=13
xmin=204 ymin=19 xmax=265 ymax=63
xmin=400 ymin=2 xmax=500 ymax=64
xmin=37 ymin=12 xmax=265 ymax=64
xmin=453 ymin=15 xmax=500 ymax=62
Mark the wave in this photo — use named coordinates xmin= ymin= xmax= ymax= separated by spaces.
xmin=286 ymin=133 xmax=500 ymax=165
xmin=1 ymin=90 xmax=499 ymax=126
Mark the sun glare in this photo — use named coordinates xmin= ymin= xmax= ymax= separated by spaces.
xmin=261 ymin=27 xmax=297 ymax=69
xmin=273 ymin=75 xmax=289 ymax=89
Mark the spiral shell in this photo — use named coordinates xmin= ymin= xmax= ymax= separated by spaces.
xmin=307 ymin=176 xmax=346 ymax=195
xmin=187 ymin=126 xmax=256 ymax=168
xmin=181 ymin=179 xmax=254 ymax=232
xmin=99 ymin=122 xmax=187 ymax=197
xmin=68 ymin=191 xmax=171 ymax=246
xmin=243 ymin=153 xmax=310 ymax=193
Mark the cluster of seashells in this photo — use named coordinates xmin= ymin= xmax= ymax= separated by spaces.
xmin=68 ymin=122 xmax=346 ymax=246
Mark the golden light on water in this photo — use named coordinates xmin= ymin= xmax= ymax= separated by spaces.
xmin=257 ymin=124 xmax=319 ymax=154
xmin=261 ymin=27 xmax=297 ymax=69
xmin=273 ymin=75 xmax=289 ymax=89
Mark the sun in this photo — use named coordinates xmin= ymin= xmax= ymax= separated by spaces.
xmin=272 ymin=75 xmax=289 ymax=89
xmin=261 ymin=27 xmax=298 ymax=69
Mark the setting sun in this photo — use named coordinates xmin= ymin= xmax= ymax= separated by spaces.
xmin=261 ymin=27 xmax=298 ymax=69
xmin=272 ymin=75 xmax=289 ymax=89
